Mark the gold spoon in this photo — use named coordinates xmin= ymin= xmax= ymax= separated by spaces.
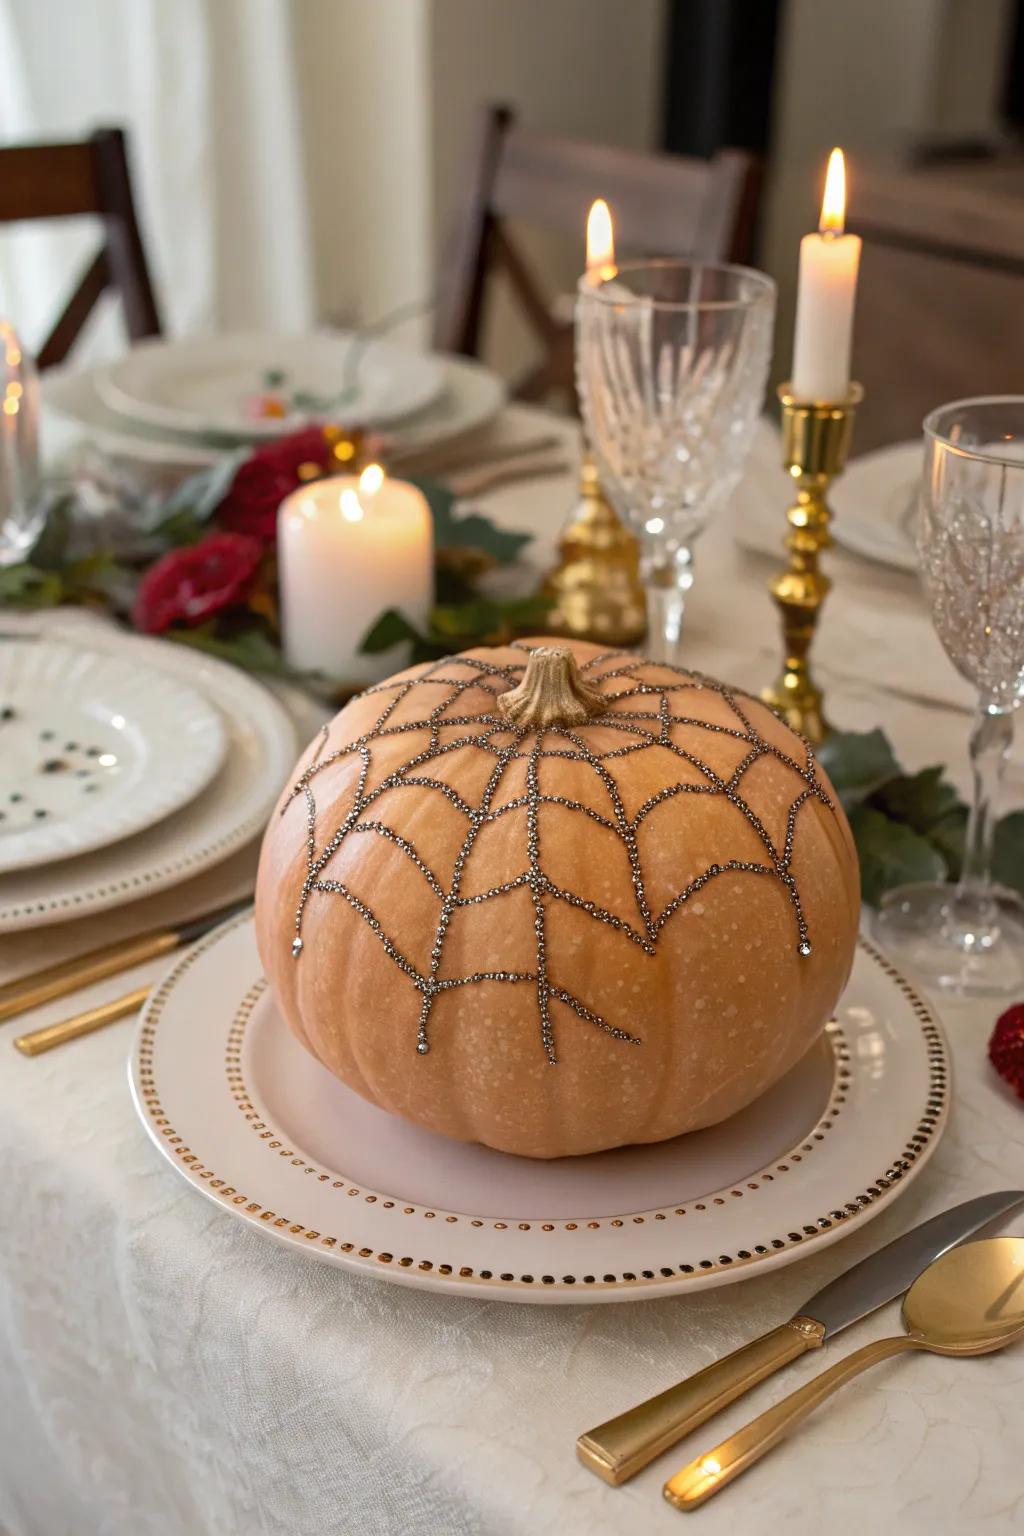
xmin=664 ymin=1236 xmax=1024 ymax=1511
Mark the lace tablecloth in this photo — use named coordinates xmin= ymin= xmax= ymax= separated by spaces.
xmin=1 ymin=407 xmax=1022 ymax=1536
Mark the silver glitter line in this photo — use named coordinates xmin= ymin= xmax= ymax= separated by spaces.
xmin=285 ymin=648 xmax=843 ymax=1057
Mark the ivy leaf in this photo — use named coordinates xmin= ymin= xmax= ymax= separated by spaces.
xmin=411 ymin=476 xmax=533 ymax=566
xmin=817 ymin=727 xmax=901 ymax=812
xmin=848 ymin=804 xmax=948 ymax=907
xmin=868 ymin=765 xmax=962 ymax=833
xmin=994 ymin=810 xmax=1024 ymax=898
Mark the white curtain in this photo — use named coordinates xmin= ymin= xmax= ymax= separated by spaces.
xmin=0 ymin=0 xmax=315 ymax=356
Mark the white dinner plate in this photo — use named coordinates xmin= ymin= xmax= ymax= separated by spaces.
xmin=98 ymin=332 xmax=446 ymax=439
xmin=131 ymin=915 xmax=949 ymax=1305
xmin=0 ymin=641 xmax=225 ymax=873
xmin=0 ymin=628 xmax=295 ymax=931
xmin=829 ymin=440 xmax=923 ymax=573
xmin=43 ymin=355 xmax=507 ymax=480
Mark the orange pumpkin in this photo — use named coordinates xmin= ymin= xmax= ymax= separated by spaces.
xmin=255 ymin=639 xmax=859 ymax=1159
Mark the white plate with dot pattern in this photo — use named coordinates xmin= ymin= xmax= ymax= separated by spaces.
xmin=0 ymin=640 xmax=226 ymax=873
xmin=0 ymin=628 xmax=295 ymax=931
xmin=131 ymin=913 xmax=949 ymax=1304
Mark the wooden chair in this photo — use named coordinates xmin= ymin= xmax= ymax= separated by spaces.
xmin=847 ymin=159 xmax=1024 ymax=449
xmin=434 ymin=104 xmax=760 ymax=402
xmin=0 ymin=126 xmax=161 ymax=368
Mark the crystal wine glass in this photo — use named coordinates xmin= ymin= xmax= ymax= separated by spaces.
xmin=1 ymin=321 xmax=44 ymax=566
xmin=874 ymin=397 xmax=1024 ymax=995
xmin=575 ymin=259 xmax=775 ymax=661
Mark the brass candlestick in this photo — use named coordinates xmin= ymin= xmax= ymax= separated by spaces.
xmin=542 ymin=453 xmax=647 ymax=648
xmin=761 ymin=382 xmax=863 ymax=744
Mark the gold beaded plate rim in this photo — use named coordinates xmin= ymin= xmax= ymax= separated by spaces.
xmin=129 ymin=914 xmax=950 ymax=1305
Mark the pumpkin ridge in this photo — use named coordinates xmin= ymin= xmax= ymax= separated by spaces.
xmin=276 ymin=646 xmax=845 ymax=1067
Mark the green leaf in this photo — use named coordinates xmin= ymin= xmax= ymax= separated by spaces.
xmin=868 ymin=765 xmax=962 ymax=833
xmin=166 ymin=623 xmax=299 ymax=677
xmin=0 ymin=562 xmax=64 ymax=607
xmin=928 ymin=806 xmax=968 ymax=880
xmin=818 ymin=727 xmax=901 ymax=812
xmin=26 ymin=496 xmax=74 ymax=571
xmin=152 ymin=451 xmax=248 ymax=545
xmin=848 ymin=804 xmax=948 ymax=907
xmin=359 ymin=609 xmax=427 ymax=655
xmin=411 ymin=476 xmax=533 ymax=566
xmin=994 ymin=810 xmax=1024 ymax=898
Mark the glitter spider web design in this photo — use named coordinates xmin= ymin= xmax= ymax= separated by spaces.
xmin=283 ymin=645 xmax=836 ymax=1066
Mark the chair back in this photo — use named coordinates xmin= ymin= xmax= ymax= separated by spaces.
xmin=848 ymin=160 xmax=1024 ymax=449
xmin=434 ymin=105 xmax=760 ymax=401
xmin=0 ymin=126 xmax=161 ymax=368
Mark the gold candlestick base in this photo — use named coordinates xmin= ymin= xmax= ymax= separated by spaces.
xmin=761 ymin=382 xmax=863 ymax=744
xmin=542 ymin=454 xmax=647 ymax=648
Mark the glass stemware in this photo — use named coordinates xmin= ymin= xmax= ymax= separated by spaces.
xmin=874 ymin=397 xmax=1024 ymax=995
xmin=1 ymin=321 xmax=44 ymax=566
xmin=575 ymin=259 xmax=775 ymax=662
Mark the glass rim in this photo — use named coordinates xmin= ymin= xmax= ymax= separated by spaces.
xmin=924 ymin=395 xmax=1024 ymax=470
xmin=575 ymin=257 xmax=776 ymax=313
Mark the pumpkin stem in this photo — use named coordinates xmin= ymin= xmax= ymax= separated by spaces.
xmin=498 ymin=647 xmax=607 ymax=730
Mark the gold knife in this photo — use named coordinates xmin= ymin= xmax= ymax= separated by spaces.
xmin=14 ymin=986 xmax=153 ymax=1056
xmin=0 ymin=898 xmax=252 ymax=1025
xmin=576 ymin=1189 xmax=1024 ymax=1485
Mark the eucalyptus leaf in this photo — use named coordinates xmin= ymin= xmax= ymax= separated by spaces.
xmin=849 ymin=804 xmax=948 ymax=906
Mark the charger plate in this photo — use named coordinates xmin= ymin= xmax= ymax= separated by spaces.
xmin=131 ymin=915 xmax=949 ymax=1304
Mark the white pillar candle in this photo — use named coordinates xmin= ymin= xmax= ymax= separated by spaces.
xmin=791 ymin=148 xmax=862 ymax=402
xmin=278 ymin=465 xmax=433 ymax=687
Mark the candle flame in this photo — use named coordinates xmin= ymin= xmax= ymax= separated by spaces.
xmin=340 ymin=487 xmax=364 ymax=523
xmin=586 ymin=198 xmax=616 ymax=279
xmin=359 ymin=462 xmax=384 ymax=497
xmin=819 ymin=148 xmax=847 ymax=236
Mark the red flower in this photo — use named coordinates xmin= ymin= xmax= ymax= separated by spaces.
xmin=217 ymin=427 xmax=332 ymax=543
xmin=133 ymin=532 xmax=263 ymax=634
xmin=990 ymin=1003 xmax=1024 ymax=1102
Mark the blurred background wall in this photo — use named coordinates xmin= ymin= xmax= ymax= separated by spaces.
xmin=0 ymin=0 xmax=1019 ymax=382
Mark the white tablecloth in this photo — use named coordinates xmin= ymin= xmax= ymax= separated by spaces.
xmin=1 ymin=407 xmax=1023 ymax=1536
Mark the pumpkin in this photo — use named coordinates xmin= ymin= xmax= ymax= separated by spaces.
xmin=255 ymin=639 xmax=859 ymax=1159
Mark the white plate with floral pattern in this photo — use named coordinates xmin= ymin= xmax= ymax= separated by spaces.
xmin=131 ymin=914 xmax=949 ymax=1304
xmin=0 ymin=624 xmax=295 ymax=931
xmin=0 ymin=640 xmax=226 ymax=873
xmin=98 ymin=332 xmax=445 ymax=439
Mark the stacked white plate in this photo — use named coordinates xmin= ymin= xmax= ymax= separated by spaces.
xmin=0 ymin=623 xmax=297 ymax=933
xmin=42 ymin=331 xmax=507 ymax=491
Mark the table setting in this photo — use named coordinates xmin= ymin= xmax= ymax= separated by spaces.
xmin=1 ymin=146 xmax=1024 ymax=1536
